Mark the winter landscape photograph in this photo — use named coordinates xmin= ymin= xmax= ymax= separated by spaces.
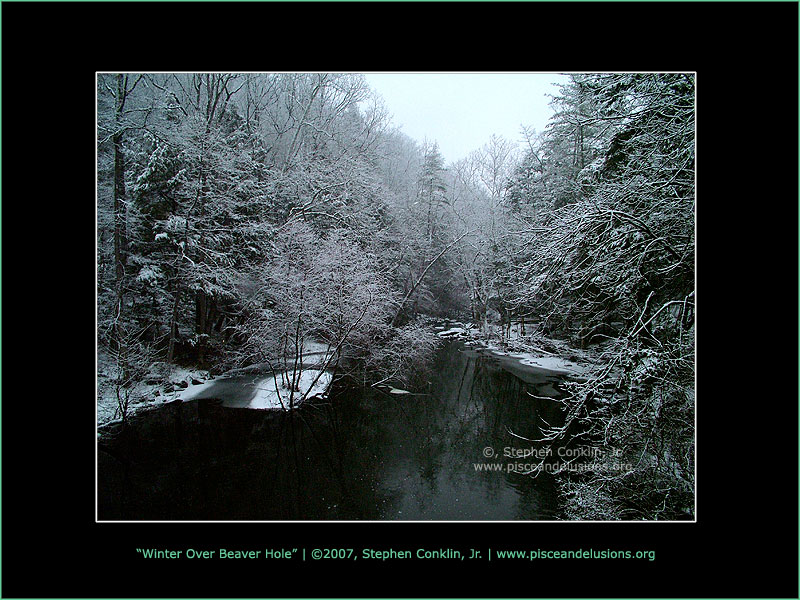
xmin=96 ymin=72 xmax=696 ymax=522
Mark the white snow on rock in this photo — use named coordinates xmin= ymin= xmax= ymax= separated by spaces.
xmin=173 ymin=379 xmax=212 ymax=402
xmin=507 ymin=352 xmax=589 ymax=376
xmin=248 ymin=369 xmax=332 ymax=409
xmin=437 ymin=327 xmax=466 ymax=337
xmin=469 ymin=338 xmax=595 ymax=378
xmin=388 ymin=387 xmax=411 ymax=395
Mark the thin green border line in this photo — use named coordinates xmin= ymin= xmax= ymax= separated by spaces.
xmin=0 ymin=0 xmax=2 ymax=593
xmin=0 ymin=0 xmax=795 ymax=1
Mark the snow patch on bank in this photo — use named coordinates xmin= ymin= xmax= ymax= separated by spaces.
xmin=434 ymin=320 xmax=598 ymax=378
xmin=172 ymin=376 xmax=214 ymax=402
xmin=477 ymin=342 xmax=593 ymax=377
xmin=437 ymin=327 xmax=466 ymax=337
xmin=506 ymin=351 xmax=590 ymax=377
xmin=98 ymin=337 xmax=336 ymax=425
xmin=248 ymin=370 xmax=333 ymax=409
xmin=97 ymin=361 xmax=213 ymax=426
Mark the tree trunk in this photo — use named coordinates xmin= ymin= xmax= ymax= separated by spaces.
xmin=499 ymin=307 xmax=506 ymax=347
xmin=167 ymin=285 xmax=180 ymax=363
xmin=112 ymin=75 xmax=129 ymax=379
xmin=113 ymin=74 xmax=128 ymax=288
xmin=196 ymin=290 xmax=207 ymax=366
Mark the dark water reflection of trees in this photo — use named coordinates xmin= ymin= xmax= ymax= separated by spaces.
xmin=98 ymin=340 xmax=566 ymax=520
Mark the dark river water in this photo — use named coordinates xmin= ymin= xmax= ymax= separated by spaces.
xmin=98 ymin=339 xmax=567 ymax=520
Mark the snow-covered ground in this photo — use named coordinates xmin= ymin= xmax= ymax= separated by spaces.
xmin=438 ymin=320 xmax=599 ymax=378
xmin=503 ymin=349 xmax=590 ymax=377
xmin=97 ymin=341 xmax=335 ymax=426
xmin=437 ymin=327 xmax=466 ymax=337
xmin=246 ymin=370 xmax=332 ymax=409
xmin=97 ymin=361 xmax=214 ymax=426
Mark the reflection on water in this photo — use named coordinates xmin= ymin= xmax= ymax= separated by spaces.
xmin=98 ymin=340 xmax=566 ymax=520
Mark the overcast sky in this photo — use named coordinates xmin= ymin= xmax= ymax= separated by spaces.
xmin=363 ymin=72 xmax=570 ymax=165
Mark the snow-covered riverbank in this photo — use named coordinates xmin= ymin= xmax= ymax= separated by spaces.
xmin=96 ymin=358 xmax=210 ymax=425
xmin=97 ymin=343 xmax=334 ymax=427
xmin=435 ymin=321 xmax=600 ymax=379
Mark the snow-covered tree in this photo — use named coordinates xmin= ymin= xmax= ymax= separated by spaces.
xmin=510 ymin=73 xmax=695 ymax=519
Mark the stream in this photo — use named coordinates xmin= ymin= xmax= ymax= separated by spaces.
xmin=98 ymin=339 xmax=568 ymax=520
